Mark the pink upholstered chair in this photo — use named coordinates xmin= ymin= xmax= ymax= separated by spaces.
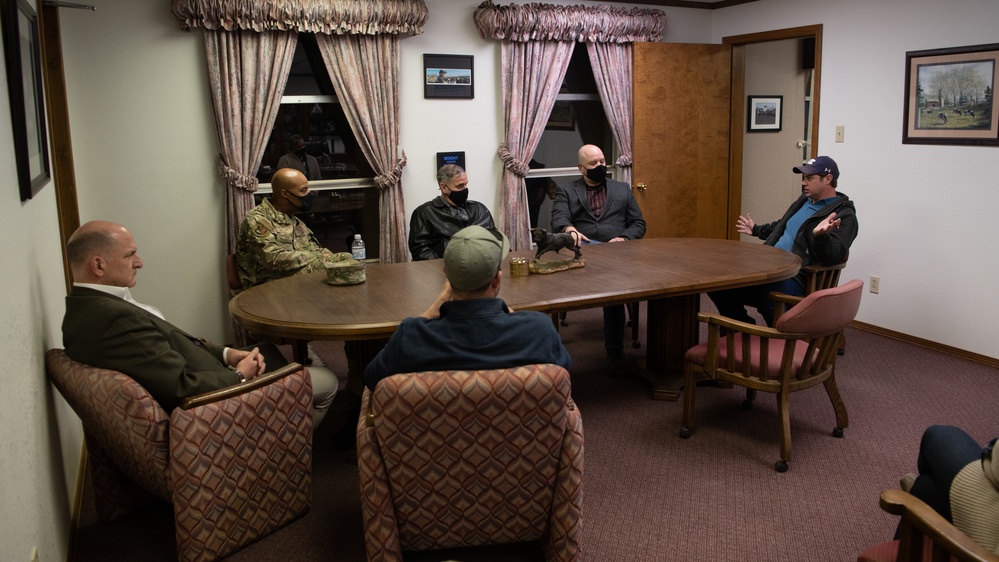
xmin=680 ymin=279 xmax=863 ymax=472
xmin=857 ymin=489 xmax=999 ymax=562
xmin=46 ymin=349 xmax=314 ymax=562
xmin=356 ymin=364 xmax=584 ymax=562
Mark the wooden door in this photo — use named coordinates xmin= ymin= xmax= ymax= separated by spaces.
xmin=632 ymin=43 xmax=732 ymax=239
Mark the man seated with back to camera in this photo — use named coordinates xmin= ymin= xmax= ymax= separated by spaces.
xmin=61 ymin=220 xmax=338 ymax=426
xmin=551 ymin=143 xmax=646 ymax=361
xmin=708 ymin=155 xmax=858 ymax=326
xmin=408 ymin=164 xmax=495 ymax=261
xmin=364 ymin=225 xmax=571 ymax=391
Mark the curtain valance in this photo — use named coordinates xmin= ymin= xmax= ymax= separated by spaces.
xmin=171 ymin=0 xmax=428 ymax=35
xmin=473 ymin=1 xmax=666 ymax=43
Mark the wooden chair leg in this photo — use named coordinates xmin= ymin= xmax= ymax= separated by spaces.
xmin=776 ymin=389 xmax=792 ymax=472
xmin=823 ymin=371 xmax=849 ymax=435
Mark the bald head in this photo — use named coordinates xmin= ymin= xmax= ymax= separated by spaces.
xmin=67 ymin=221 xmax=143 ymax=286
xmin=269 ymin=168 xmax=310 ymax=215
xmin=578 ymin=144 xmax=605 ymax=166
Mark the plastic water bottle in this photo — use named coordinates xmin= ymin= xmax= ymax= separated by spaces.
xmin=351 ymin=233 xmax=366 ymax=260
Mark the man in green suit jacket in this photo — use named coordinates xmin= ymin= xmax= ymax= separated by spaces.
xmin=61 ymin=221 xmax=338 ymax=422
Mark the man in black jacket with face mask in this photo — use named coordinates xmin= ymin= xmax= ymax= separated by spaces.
xmin=409 ymin=164 xmax=495 ymax=261
xmin=551 ymin=144 xmax=647 ymax=359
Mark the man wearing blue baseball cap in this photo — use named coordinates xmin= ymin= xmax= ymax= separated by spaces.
xmin=708 ymin=155 xmax=859 ymax=326
xmin=363 ymin=225 xmax=571 ymax=391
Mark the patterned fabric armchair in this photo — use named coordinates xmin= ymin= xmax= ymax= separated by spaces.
xmin=356 ymin=364 xmax=584 ymax=562
xmin=46 ymin=349 xmax=314 ymax=562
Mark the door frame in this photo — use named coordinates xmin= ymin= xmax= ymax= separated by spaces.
xmin=723 ymin=25 xmax=823 ymax=239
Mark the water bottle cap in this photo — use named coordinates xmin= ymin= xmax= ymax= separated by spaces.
xmin=354 ymin=234 xmax=361 ymax=239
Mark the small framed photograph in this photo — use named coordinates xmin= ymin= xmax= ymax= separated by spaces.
xmin=747 ymin=95 xmax=782 ymax=132
xmin=2 ymin=0 xmax=51 ymax=201
xmin=903 ymin=43 xmax=999 ymax=146
xmin=424 ymin=54 xmax=473 ymax=99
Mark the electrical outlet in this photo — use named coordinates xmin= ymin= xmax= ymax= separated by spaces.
xmin=870 ymin=275 xmax=880 ymax=294
xmin=30 ymin=547 xmax=39 ymax=562
xmin=835 ymin=125 xmax=845 ymax=143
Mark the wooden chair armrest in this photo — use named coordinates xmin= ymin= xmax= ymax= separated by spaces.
xmin=880 ymin=489 xmax=999 ymax=561
xmin=804 ymin=262 xmax=846 ymax=274
xmin=179 ymin=362 xmax=305 ymax=410
xmin=769 ymin=292 xmax=804 ymax=307
xmin=697 ymin=312 xmax=783 ymax=338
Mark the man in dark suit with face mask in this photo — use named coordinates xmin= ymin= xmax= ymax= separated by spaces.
xmin=551 ymin=144 xmax=647 ymax=360
xmin=408 ymin=164 xmax=495 ymax=261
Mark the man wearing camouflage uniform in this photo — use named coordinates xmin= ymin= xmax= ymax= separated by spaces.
xmin=236 ymin=168 xmax=351 ymax=289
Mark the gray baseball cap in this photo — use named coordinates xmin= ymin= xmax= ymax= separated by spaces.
xmin=444 ymin=226 xmax=510 ymax=291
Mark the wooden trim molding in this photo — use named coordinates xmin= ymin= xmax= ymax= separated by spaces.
xmin=851 ymin=321 xmax=999 ymax=370
xmin=39 ymin=5 xmax=80 ymax=295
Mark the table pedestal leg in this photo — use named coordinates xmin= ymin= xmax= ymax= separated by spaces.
xmin=611 ymin=294 xmax=699 ymax=401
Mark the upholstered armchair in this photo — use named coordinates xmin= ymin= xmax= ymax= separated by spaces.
xmin=681 ymin=279 xmax=863 ymax=472
xmin=857 ymin=489 xmax=999 ymax=562
xmin=46 ymin=349 xmax=314 ymax=562
xmin=356 ymin=364 xmax=584 ymax=562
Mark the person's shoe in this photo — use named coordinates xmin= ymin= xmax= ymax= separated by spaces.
xmin=606 ymin=348 xmax=624 ymax=361
xmin=899 ymin=472 xmax=917 ymax=492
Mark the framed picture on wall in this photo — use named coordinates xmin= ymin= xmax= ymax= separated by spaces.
xmin=424 ymin=54 xmax=474 ymax=99
xmin=2 ymin=0 xmax=51 ymax=201
xmin=902 ymin=43 xmax=999 ymax=146
xmin=747 ymin=95 xmax=782 ymax=132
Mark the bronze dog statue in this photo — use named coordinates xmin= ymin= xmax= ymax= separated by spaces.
xmin=532 ymin=228 xmax=582 ymax=260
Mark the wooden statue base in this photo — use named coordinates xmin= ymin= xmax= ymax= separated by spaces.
xmin=529 ymin=258 xmax=585 ymax=274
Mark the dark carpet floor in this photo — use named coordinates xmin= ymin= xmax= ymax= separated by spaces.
xmin=70 ymin=297 xmax=999 ymax=561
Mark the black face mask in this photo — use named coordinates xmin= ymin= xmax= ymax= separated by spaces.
xmin=295 ymin=150 xmax=307 ymax=160
xmin=585 ymin=164 xmax=607 ymax=184
xmin=287 ymin=191 xmax=315 ymax=212
xmin=447 ymin=188 xmax=469 ymax=206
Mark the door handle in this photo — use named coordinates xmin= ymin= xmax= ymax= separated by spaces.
xmin=636 ymin=183 xmax=648 ymax=192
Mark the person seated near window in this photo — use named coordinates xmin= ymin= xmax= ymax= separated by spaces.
xmin=365 ymin=225 xmax=571 ymax=391
xmin=61 ymin=220 xmax=338 ymax=426
xmin=408 ymin=164 xmax=495 ymax=261
xmin=895 ymin=425 xmax=999 ymax=554
xmin=277 ymin=134 xmax=321 ymax=181
xmin=236 ymin=168 xmax=351 ymax=289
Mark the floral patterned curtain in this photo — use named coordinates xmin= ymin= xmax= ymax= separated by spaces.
xmin=171 ymin=0 xmax=427 ymax=262
xmin=203 ymin=30 xmax=297 ymax=254
xmin=474 ymin=0 xmax=665 ymax=249
xmin=315 ymin=33 xmax=409 ymax=263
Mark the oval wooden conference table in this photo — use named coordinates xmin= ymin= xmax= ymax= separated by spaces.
xmin=229 ymin=238 xmax=800 ymax=400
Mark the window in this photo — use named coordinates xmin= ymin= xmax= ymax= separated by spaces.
xmin=256 ymin=35 xmax=380 ymax=259
xmin=529 ymin=47 xmax=614 ymax=230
